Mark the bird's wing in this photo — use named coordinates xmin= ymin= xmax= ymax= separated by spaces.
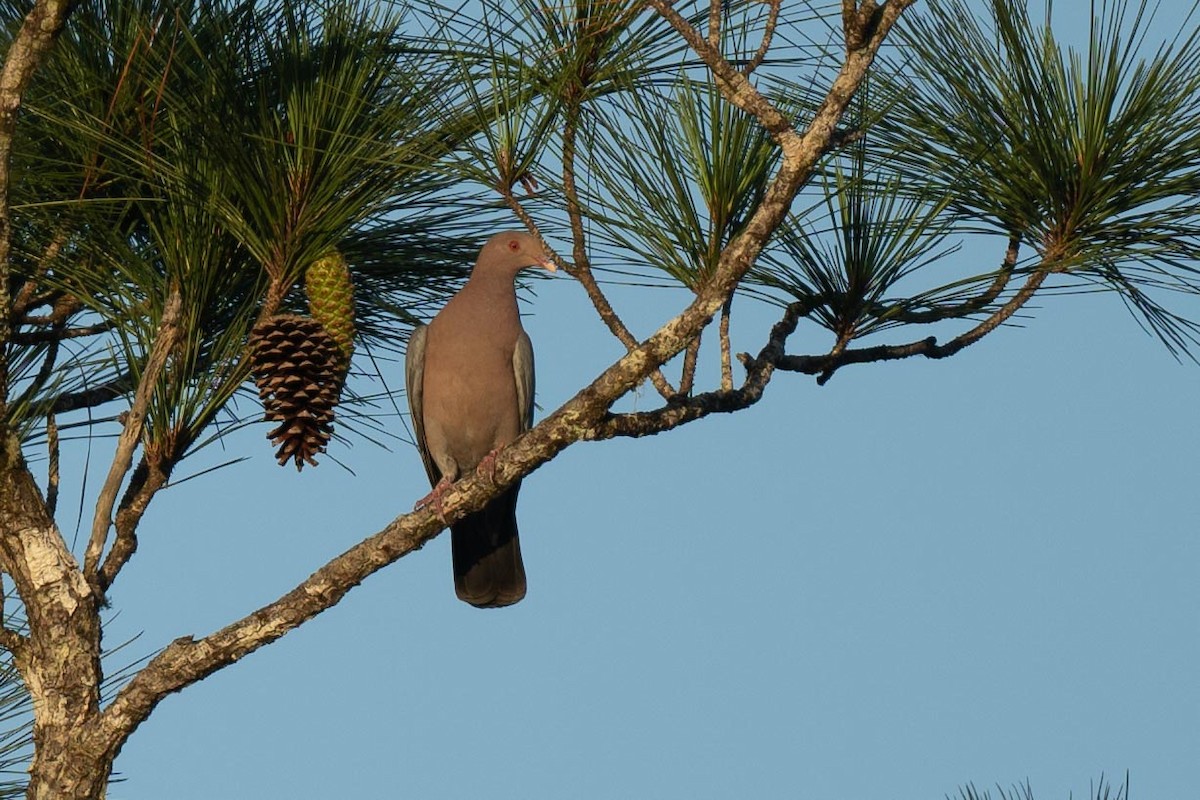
xmin=404 ymin=324 xmax=440 ymax=485
xmin=513 ymin=329 xmax=535 ymax=433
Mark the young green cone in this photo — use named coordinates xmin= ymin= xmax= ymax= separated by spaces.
xmin=305 ymin=251 xmax=355 ymax=371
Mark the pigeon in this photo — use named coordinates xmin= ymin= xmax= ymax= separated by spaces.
xmin=405 ymin=231 xmax=555 ymax=607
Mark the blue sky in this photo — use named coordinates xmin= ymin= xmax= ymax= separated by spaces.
xmin=48 ymin=2 xmax=1200 ymax=799
xmin=101 ymin=276 xmax=1200 ymax=799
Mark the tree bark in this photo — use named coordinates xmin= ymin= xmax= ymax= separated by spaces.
xmin=1 ymin=434 xmax=109 ymax=800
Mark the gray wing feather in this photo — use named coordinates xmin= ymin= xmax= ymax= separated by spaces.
xmin=404 ymin=324 xmax=440 ymax=485
xmin=513 ymin=330 xmax=535 ymax=432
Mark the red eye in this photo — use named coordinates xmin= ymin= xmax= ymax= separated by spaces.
xmin=507 ymin=240 xmax=520 ymax=252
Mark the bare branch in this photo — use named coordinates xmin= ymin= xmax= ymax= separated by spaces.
xmin=719 ymin=297 xmax=733 ymax=391
xmin=45 ymin=412 xmax=58 ymax=517
xmin=97 ymin=452 xmax=172 ymax=591
xmin=589 ymin=298 xmax=812 ymax=439
xmin=556 ymin=85 xmax=678 ymax=399
xmin=878 ymin=237 xmax=1020 ymax=326
xmin=678 ymin=333 xmax=701 ymax=395
xmin=11 ymin=320 xmax=115 ymax=344
xmin=10 ymin=224 xmax=69 ymax=319
xmin=84 ymin=288 xmax=183 ymax=590
xmin=50 ymin=372 xmax=134 ymax=414
xmin=646 ymin=0 xmax=797 ymax=139
xmin=742 ymin=0 xmax=781 ymax=76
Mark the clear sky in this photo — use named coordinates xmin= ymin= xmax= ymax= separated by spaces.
xmin=49 ymin=2 xmax=1200 ymax=799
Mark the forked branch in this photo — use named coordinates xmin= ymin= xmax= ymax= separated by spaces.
xmin=84 ymin=287 xmax=183 ymax=593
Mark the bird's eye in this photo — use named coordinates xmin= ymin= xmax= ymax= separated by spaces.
xmin=507 ymin=240 xmax=520 ymax=252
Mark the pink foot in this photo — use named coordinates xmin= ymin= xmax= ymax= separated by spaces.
xmin=476 ymin=449 xmax=502 ymax=484
xmin=415 ymin=476 xmax=453 ymax=525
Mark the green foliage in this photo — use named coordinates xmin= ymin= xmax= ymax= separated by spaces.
xmin=953 ymin=774 xmax=1129 ymax=800
xmin=587 ymin=76 xmax=780 ymax=290
xmin=752 ymin=136 xmax=959 ymax=339
xmin=875 ymin=0 xmax=1200 ymax=353
xmin=5 ymin=0 xmax=494 ymax=457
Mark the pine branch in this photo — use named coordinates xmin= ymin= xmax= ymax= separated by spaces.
xmin=557 ymin=68 xmax=678 ymax=399
xmin=89 ymin=2 xmax=914 ymax=764
xmin=780 ymin=260 xmax=1052 ymax=384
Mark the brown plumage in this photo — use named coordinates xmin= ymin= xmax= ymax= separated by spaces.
xmin=405 ymin=231 xmax=555 ymax=607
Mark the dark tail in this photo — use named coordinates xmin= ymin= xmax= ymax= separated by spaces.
xmin=451 ymin=482 xmax=526 ymax=607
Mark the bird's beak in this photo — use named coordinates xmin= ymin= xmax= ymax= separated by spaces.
xmin=537 ymin=257 xmax=557 ymax=273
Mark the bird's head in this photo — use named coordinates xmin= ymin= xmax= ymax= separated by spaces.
xmin=477 ymin=231 xmax=557 ymax=276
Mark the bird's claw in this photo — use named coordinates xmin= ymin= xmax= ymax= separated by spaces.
xmin=415 ymin=476 xmax=452 ymax=526
xmin=476 ymin=449 xmax=501 ymax=485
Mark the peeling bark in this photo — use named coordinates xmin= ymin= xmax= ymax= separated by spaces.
xmin=1 ymin=434 xmax=108 ymax=800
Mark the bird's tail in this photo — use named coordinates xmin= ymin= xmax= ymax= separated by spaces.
xmin=451 ymin=483 xmax=526 ymax=607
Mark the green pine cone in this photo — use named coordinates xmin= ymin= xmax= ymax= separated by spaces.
xmin=304 ymin=251 xmax=355 ymax=368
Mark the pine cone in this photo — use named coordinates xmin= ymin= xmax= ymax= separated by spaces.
xmin=249 ymin=314 xmax=344 ymax=470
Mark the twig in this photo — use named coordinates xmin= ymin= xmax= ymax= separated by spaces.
xmin=872 ymin=237 xmax=1020 ymax=326
xmin=589 ymin=298 xmax=813 ymax=439
xmin=719 ymin=296 xmax=733 ymax=390
xmin=83 ymin=287 xmax=183 ymax=591
xmin=780 ymin=262 xmax=1051 ymax=383
xmin=503 ymin=85 xmax=678 ymax=399
xmin=0 ymin=0 xmax=78 ymax=413
xmin=560 ymin=97 xmax=677 ymax=398
xmin=45 ymin=413 xmax=58 ymax=517
xmin=678 ymin=332 xmax=701 ymax=395
xmin=11 ymin=319 xmax=114 ymax=344
xmin=51 ymin=372 xmax=134 ymax=414
xmin=743 ymin=0 xmax=781 ymax=76
xmin=11 ymin=225 xmax=68 ymax=319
